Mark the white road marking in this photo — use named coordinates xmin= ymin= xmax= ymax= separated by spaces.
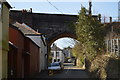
xmin=65 ymin=66 xmax=71 ymax=74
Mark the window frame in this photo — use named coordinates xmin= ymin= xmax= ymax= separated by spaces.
xmin=56 ymin=52 xmax=59 ymax=57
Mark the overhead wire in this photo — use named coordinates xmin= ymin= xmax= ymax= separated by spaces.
xmin=46 ymin=0 xmax=63 ymax=14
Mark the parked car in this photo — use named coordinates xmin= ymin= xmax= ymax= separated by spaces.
xmin=48 ymin=62 xmax=64 ymax=71
xmin=59 ymin=62 xmax=64 ymax=70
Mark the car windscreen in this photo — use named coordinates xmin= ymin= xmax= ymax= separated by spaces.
xmin=51 ymin=63 xmax=60 ymax=66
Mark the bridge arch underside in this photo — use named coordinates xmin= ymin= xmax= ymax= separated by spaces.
xmin=46 ymin=32 xmax=77 ymax=64
xmin=47 ymin=32 xmax=77 ymax=47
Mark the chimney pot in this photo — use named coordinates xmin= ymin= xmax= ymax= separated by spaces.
xmin=110 ymin=17 xmax=112 ymax=23
xmin=30 ymin=8 xmax=32 ymax=13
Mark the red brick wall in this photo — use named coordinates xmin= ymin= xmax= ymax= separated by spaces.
xmin=8 ymin=44 xmax=17 ymax=78
xmin=24 ymin=38 xmax=30 ymax=77
xmin=29 ymin=40 xmax=39 ymax=75
xmin=9 ymin=26 xmax=25 ymax=78
xmin=9 ymin=25 xmax=40 ymax=78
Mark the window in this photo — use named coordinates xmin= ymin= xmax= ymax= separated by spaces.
xmin=56 ymin=52 xmax=59 ymax=57
xmin=108 ymin=40 xmax=111 ymax=52
xmin=51 ymin=52 xmax=54 ymax=57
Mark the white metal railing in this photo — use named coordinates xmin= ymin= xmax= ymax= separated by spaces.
xmin=101 ymin=17 xmax=119 ymax=23
xmin=106 ymin=38 xmax=120 ymax=56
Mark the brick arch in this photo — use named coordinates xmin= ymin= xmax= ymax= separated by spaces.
xmin=47 ymin=32 xmax=77 ymax=47
xmin=46 ymin=32 xmax=77 ymax=66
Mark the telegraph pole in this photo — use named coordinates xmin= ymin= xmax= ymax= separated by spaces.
xmin=89 ymin=0 xmax=92 ymax=15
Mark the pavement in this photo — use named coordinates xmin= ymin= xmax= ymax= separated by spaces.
xmin=30 ymin=63 xmax=91 ymax=79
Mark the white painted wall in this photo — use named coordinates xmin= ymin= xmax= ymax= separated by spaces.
xmin=0 ymin=21 xmax=1 ymax=78
xmin=0 ymin=5 xmax=1 ymax=47
xmin=0 ymin=3 xmax=10 ymax=79
xmin=40 ymin=36 xmax=47 ymax=70
xmin=0 ymin=49 xmax=2 ymax=79
xmin=63 ymin=49 xmax=71 ymax=58
xmin=51 ymin=51 xmax=65 ymax=63
xmin=0 ymin=3 xmax=3 ymax=79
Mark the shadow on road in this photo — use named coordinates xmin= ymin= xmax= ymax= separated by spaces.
xmin=30 ymin=63 xmax=91 ymax=79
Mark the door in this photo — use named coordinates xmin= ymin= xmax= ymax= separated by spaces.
xmin=8 ymin=44 xmax=17 ymax=78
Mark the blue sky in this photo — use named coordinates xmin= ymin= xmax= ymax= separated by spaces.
xmin=8 ymin=0 xmax=119 ymax=49
xmin=9 ymin=2 xmax=118 ymax=18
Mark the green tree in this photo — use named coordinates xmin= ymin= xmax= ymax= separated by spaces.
xmin=72 ymin=42 xmax=84 ymax=65
xmin=75 ymin=7 xmax=105 ymax=61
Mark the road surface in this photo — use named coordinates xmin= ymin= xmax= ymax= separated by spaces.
xmin=32 ymin=63 xmax=91 ymax=79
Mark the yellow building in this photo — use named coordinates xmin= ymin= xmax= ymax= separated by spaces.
xmin=0 ymin=1 xmax=11 ymax=79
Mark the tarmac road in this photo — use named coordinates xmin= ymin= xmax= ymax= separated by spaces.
xmin=32 ymin=63 xmax=91 ymax=79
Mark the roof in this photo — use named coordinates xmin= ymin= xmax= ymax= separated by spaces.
xmin=51 ymin=44 xmax=62 ymax=51
xmin=3 ymin=2 xmax=12 ymax=8
xmin=25 ymin=34 xmax=47 ymax=46
xmin=12 ymin=22 xmax=41 ymax=35
xmin=9 ymin=24 xmax=40 ymax=48
xmin=0 ymin=0 xmax=12 ymax=8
